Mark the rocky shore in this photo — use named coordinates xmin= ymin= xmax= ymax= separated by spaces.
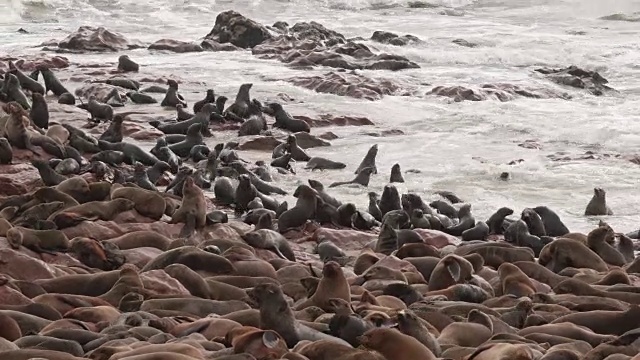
xmin=0 ymin=9 xmax=639 ymax=360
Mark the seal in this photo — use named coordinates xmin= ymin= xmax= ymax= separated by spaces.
xmin=247 ymin=282 xmax=350 ymax=348
xmin=97 ymin=114 xmax=124 ymax=144
xmin=193 ymin=89 xmax=215 ymax=113
xmin=521 ymin=207 xmax=546 ymax=236
xmin=269 ymin=102 xmax=311 ymax=133
xmin=38 ymin=65 xmax=70 ymax=96
xmin=8 ymin=60 xmax=45 ymax=94
xmin=238 ymin=100 xmax=267 ymax=136
xmin=2 ymin=74 xmax=30 ymax=109
xmin=585 ymin=187 xmax=613 ymax=215
xmin=305 ymin=157 xmax=346 ymax=171
xmin=160 ymin=79 xmax=187 ymax=108
xmin=141 ymin=246 xmax=235 ymax=274
xmin=533 ymin=206 xmax=569 ymax=236
xmin=3 ymin=102 xmax=41 ymax=155
xmin=98 ymin=140 xmax=159 ymax=166
xmin=6 ymin=226 xmax=70 ymax=254
xmin=396 ymin=309 xmax=441 ymax=356
xmin=90 ymin=150 xmax=125 ymax=166
xmin=538 ymin=238 xmax=608 ymax=273
xmin=117 ymin=55 xmax=139 ymax=72
xmin=445 ymin=204 xmax=475 ymax=236
xmin=103 ymin=230 xmax=172 ymax=251
xmin=497 ymin=262 xmax=536 ymax=297
xmin=242 ymin=229 xmax=296 ymax=261
xmin=58 ymin=92 xmax=75 ymax=105
xmin=152 ymin=103 xmax=216 ymax=135
xmin=170 ymin=176 xmax=206 ymax=238
xmin=126 ymin=91 xmax=156 ymax=104
xmin=225 ymin=83 xmax=253 ymax=119
xmin=277 ymin=185 xmax=318 ymax=233
xmin=295 ymin=261 xmax=351 ymax=312
xmin=110 ymin=183 xmax=166 ymax=220
xmin=176 ymin=103 xmax=194 ymax=120
xmin=285 ymin=135 xmax=310 ymax=161
xmin=215 ymin=176 xmax=236 ymax=206
xmin=429 ymin=200 xmax=458 ymax=218
xmin=586 ymin=226 xmax=626 ymax=266
xmin=30 ymin=93 xmax=49 ymax=129
xmin=31 ymin=159 xmax=67 ymax=186
xmin=354 ymin=144 xmax=378 ymax=175
xmin=164 ymin=263 xmax=212 ymax=299
xmin=486 ymin=207 xmax=513 ymax=235
xmin=0 ymin=137 xmax=13 ymax=164
xmin=359 ymin=328 xmax=436 ymax=360
xmin=168 ymin=123 xmax=204 ymax=157
xmin=504 ymin=219 xmax=549 ymax=256
xmin=235 ymin=174 xmax=260 ymax=214
xmin=461 ymin=221 xmax=489 ymax=241
xmin=86 ymin=96 xmax=114 ymax=122
xmin=132 ymin=162 xmax=157 ymax=191
xmin=380 ymin=186 xmax=403 ymax=218
xmin=48 ymin=198 xmax=135 ymax=227
xmin=389 ymin=163 xmax=405 ymax=183
xmin=329 ymin=167 xmax=375 ymax=188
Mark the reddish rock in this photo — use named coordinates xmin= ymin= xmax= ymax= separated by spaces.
xmin=293 ymin=132 xmax=330 ymax=148
xmin=0 ymin=282 xmax=33 ymax=305
xmin=202 ymin=223 xmax=245 ymax=243
xmin=294 ymin=114 xmax=374 ymax=127
xmin=140 ymin=270 xmax=191 ymax=296
xmin=429 ymin=83 xmax=570 ymax=102
xmin=57 ymin=26 xmax=141 ymax=52
xmin=0 ymin=55 xmax=70 ymax=71
xmin=74 ymin=83 xmax=123 ymax=103
xmin=0 ymin=161 xmax=44 ymax=196
xmin=375 ymin=255 xmax=419 ymax=273
xmin=0 ymin=249 xmax=62 ymax=281
xmin=205 ymin=10 xmax=272 ymax=49
xmin=313 ymin=227 xmax=377 ymax=252
xmin=120 ymin=248 xmax=161 ymax=269
xmin=200 ymin=39 xmax=241 ymax=51
xmin=238 ymin=136 xmax=281 ymax=151
xmin=149 ymin=39 xmax=204 ymax=53
xmin=413 ymin=229 xmax=460 ymax=248
xmin=288 ymin=71 xmax=403 ymax=100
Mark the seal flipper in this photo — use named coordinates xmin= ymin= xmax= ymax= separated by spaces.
xmin=179 ymin=214 xmax=197 ymax=238
xmin=446 ymin=259 xmax=461 ymax=282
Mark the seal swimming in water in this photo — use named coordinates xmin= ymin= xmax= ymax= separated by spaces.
xmin=160 ymin=79 xmax=186 ymax=108
xmin=117 ymin=55 xmax=139 ymax=72
xmin=305 ymin=157 xmax=346 ymax=171
xmin=585 ymin=187 xmax=613 ymax=216
xmin=354 ymin=144 xmax=378 ymax=174
xmin=389 ymin=163 xmax=405 ymax=183
xmin=329 ymin=167 xmax=375 ymax=188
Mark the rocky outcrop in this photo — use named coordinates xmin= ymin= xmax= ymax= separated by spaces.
xmin=148 ymin=39 xmax=203 ymax=53
xmin=370 ymin=31 xmax=421 ymax=46
xmin=57 ymin=26 xmax=142 ymax=52
xmin=535 ymin=65 xmax=614 ymax=96
xmin=294 ymin=114 xmax=374 ymax=127
xmin=0 ymin=55 xmax=70 ymax=71
xmin=204 ymin=10 xmax=272 ymax=48
xmin=288 ymin=71 xmax=405 ymax=100
xmin=428 ymin=83 xmax=570 ymax=102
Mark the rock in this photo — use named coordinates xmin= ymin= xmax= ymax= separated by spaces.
xmin=293 ymin=132 xmax=331 ymax=148
xmin=362 ymin=129 xmax=404 ymax=137
xmin=74 ymin=83 xmax=124 ymax=103
xmin=452 ymin=39 xmax=478 ymax=48
xmin=149 ymin=39 xmax=203 ymax=53
xmin=238 ymin=136 xmax=281 ymax=151
xmin=313 ymin=227 xmax=377 ymax=252
xmin=0 ymin=55 xmax=70 ymax=71
xmin=413 ymin=229 xmax=460 ymax=248
xmin=140 ymin=270 xmax=191 ymax=296
xmin=0 ymin=162 xmax=44 ymax=196
xmin=428 ymin=83 xmax=570 ymax=102
xmin=205 ymin=10 xmax=272 ymax=49
xmin=288 ymin=71 xmax=404 ymax=100
xmin=535 ymin=65 xmax=614 ymax=96
xmin=201 ymin=223 xmax=245 ymax=243
xmin=319 ymin=132 xmax=338 ymax=140
xmin=57 ymin=26 xmax=141 ymax=52
xmin=200 ymin=39 xmax=241 ymax=51
xmin=371 ymin=31 xmax=421 ymax=46
xmin=408 ymin=1 xmax=439 ymax=8
xmin=293 ymin=114 xmax=374 ymax=127
xmin=129 ymin=129 xmax=164 ymax=141
xmin=0 ymin=249 xmax=62 ymax=281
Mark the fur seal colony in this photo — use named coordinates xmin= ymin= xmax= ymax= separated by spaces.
xmin=0 ymin=25 xmax=638 ymax=360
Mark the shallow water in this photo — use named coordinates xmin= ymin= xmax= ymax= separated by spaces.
xmin=1 ymin=0 xmax=639 ymax=233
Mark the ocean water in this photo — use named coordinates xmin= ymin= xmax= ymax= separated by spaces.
xmin=1 ymin=0 xmax=639 ymax=233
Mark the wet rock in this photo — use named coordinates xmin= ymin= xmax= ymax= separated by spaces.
xmin=535 ymin=65 xmax=614 ymax=96
xmin=205 ymin=10 xmax=272 ymax=49
xmin=74 ymin=83 xmax=123 ymax=103
xmin=238 ymin=136 xmax=281 ymax=151
xmin=128 ymin=128 xmax=164 ymax=141
xmin=57 ymin=26 xmax=141 ymax=52
xmin=371 ymin=31 xmax=421 ymax=46
xmin=319 ymin=131 xmax=338 ymax=140
xmin=313 ymin=227 xmax=377 ymax=252
xmin=293 ymin=132 xmax=331 ymax=148
xmin=200 ymin=39 xmax=241 ymax=51
xmin=293 ymin=114 xmax=374 ymax=127
xmin=0 ymin=162 xmax=44 ymax=196
xmin=413 ymin=229 xmax=459 ymax=248
xmin=149 ymin=39 xmax=204 ymax=53
xmin=408 ymin=1 xmax=439 ymax=8
xmin=518 ymin=140 xmax=542 ymax=150
xmin=428 ymin=83 xmax=570 ymax=102
xmin=288 ymin=71 xmax=404 ymax=100
xmin=361 ymin=129 xmax=405 ymax=137
xmin=452 ymin=38 xmax=478 ymax=48
xmin=0 ymin=55 xmax=70 ymax=71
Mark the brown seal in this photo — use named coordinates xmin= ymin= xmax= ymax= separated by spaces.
xmin=2 ymin=102 xmax=41 ymax=155
xmin=497 ymin=262 xmax=537 ymax=297
xmin=110 ymin=184 xmax=166 ymax=221
xmin=103 ymin=231 xmax=173 ymax=251
xmin=295 ymin=261 xmax=351 ymax=312
xmin=48 ymin=198 xmax=135 ymax=224
xmin=165 ymin=263 xmax=212 ymax=299
xmin=68 ymin=237 xmax=125 ymax=271
xmin=466 ymin=343 xmax=542 ymax=360
xmin=277 ymin=184 xmax=318 ymax=233
xmin=6 ymin=226 xmax=69 ymax=254
xmin=454 ymin=242 xmax=535 ymax=268
xmin=0 ymin=313 xmax=22 ymax=341
xmin=513 ymin=261 xmax=568 ymax=288
xmin=586 ymin=226 xmax=626 ymax=266
xmin=428 ymin=254 xmax=474 ymax=291
xmin=227 ymin=326 xmax=288 ymax=359
xmin=585 ymin=187 xmax=613 ymax=216
xmin=297 ymin=339 xmax=384 ymax=360
xmin=358 ymin=327 xmax=436 ymax=360
xmin=538 ymin=238 xmax=608 ymax=273
xmin=170 ymin=176 xmax=206 ymax=237
xmin=141 ymin=246 xmax=235 ymax=275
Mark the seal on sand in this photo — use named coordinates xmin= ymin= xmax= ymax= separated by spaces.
xmin=118 ymin=55 xmax=139 ymax=72
xmin=168 ymin=123 xmax=204 ymax=157
xmin=242 ymin=229 xmax=295 ymax=261
xmin=538 ymin=238 xmax=608 ymax=273
xmin=329 ymin=167 xmax=375 ymax=188
xmin=461 ymin=221 xmax=489 ymax=241
xmin=225 ymin=83 xmax=253 ymax=119
xmin=445 ymin=204 xmax=475 ymax=236
xmin=48 ymin=198 xmax=135 ymax=225
xmin=160 ymin=79 xmax=186 ymax=108
xmin=277 ymin=185 xmax=317 ymax=233
xmin=354 ymin=144 xmax=378 ymax=174
xmin=396 ymin=310 xmax=441 ymax=356
xmin=31 ymin=159 xmax=67 ymax=186
xmin=269 ymin=103 xmax=311 ymax=133
xmin=170 ymin=176 xmax=206 ymax=238
xmin=585 ymin=187 xmax=613 ymax=216
xmin=359 ymin=328 xmax=436 ymax=360
xmin=389 ymin=163 xmax=405 ymax=183
xmin=30 ymin=93 xmax=49 ymax=129
xmin=141 ymin=246 xmax=235 ymax=275
xmin=2 ymin=74 xmax=30 ymax=109
xmin=87 ymin=96 xmax=114 ymax=122
xmin=6 ymin=226 xmax=70 ymax=254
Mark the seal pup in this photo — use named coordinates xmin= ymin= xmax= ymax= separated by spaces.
xmin=32 ymin=159 xmax=68 ymax=186
xmin=354 ymin=144 xmax=378 ymax=174
xmin=585 ymin=187 xmax=613 ymax=215
xmin=99 ymin=114 xmax=124 ymax=143
xmin=533 ymin=206 xmax=569 ymax=236
xmin=58 ymin=92 xmax=75 ymax=105
xmin=118 ymin=55 xmax=139 ymax=72
xmin=126 ymin=91 xmax=157 ymax=104
xmin=87 ymin=96 xmax=114 ymax=122
xmin=225 ymin=83 xmax=253 ymax=119
xmin=269 ymin=103 xmax=311 ymax=133
xmin=286 ymin=135 xmax=310 ymax=161
xmin=38 ymin=65 xmax=69 ymax=96
xmin=305 ymin=157 xmax=346 ymax=171
xmin=30 ymin=93 xmax=49 ymax=129
xmin=238 ymin=100 xmax=267 ymax=136
xmin=2 ymin=73 xmax=30 ymax=109
xmin=329 ymin=167 xmax=375 ymax=188
xmin=445 ymin=204 xmax=475 ymax=236
xmin=160 ymin=79 xmax=186 ymax=108
xmin=0 ymin=138 xmax=13 ymax=164
xmin=193 ymin=89 xmax=215 ymax=113
xmin=389 ymin=163 xmax=405 ymax=183
xmin=170 ymin=177 xmax=206 ymax=237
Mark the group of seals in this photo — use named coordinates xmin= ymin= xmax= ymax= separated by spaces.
xmin=0 ymin=57 xmax=637 ymax=360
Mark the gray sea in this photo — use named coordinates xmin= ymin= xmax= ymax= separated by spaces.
xmin=1 ymin=0 xmax=639 ymax=233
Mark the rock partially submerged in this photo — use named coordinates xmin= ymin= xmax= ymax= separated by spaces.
xmin=370 ymin=31 xmax=421 ymax=46
xmin=148 ymin=39 xmax=204 ymax=53
xmin=428 ymin=83 xmax=570 ymax=102
xmin=56 ymin=26 xmax=143 ymax=52
xmin=204 ymin=10 xmax=273 ymax=48
xmin=535 ymin=65 xmax=614 ymax=96
xmin=289 ymin=71 xmax=406 ymax=100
